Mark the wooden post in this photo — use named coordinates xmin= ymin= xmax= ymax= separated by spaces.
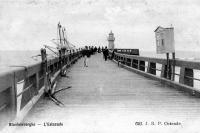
xmin=41 ymin=48 xmax=49 ymax=93
xmin=36 ymin=73 xmax=40 ymax=93
xmin=59 ymin=49 xmax=63 ymax=72
xmin=58 ymin=23 xmax=63 ymax=47
xmin=172 ymin=52 xmax=175 ymax=81
xmin=166 ymin=53 xmax=169 ymax=79
xmin=62 ymin=28 xmax=66 ymax=46
xmin=131 ymin=59 xmax=133 ymax=67
xmin=59 ymin=49 xmax=62 ymax=68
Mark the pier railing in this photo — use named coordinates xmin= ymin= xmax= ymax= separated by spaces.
xmin=0 ymin=50 xmax=82 ymax=128
xmin=110 ymin=49 xmax=200 ymax=96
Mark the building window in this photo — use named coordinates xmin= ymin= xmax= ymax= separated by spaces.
xmin=161 ymin=39 xmax=164 ymax=46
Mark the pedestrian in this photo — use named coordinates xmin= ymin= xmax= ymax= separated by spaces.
xmin=102 ymin=46 xmax=104 ymax=52
xmin=98 ymin=47 xmax=101 ymax=53
xmin=91 ymin=46 xmax=94 ymax=55
xmin=103 ymin=46 xmax=109 ymax=61
xmin=111 ymin=50 xmax=115 ymax=60
xmin=94 ymin=46 xmax=97 ymax=53
xmin=82 ymin=46 xmax=89 ymax=67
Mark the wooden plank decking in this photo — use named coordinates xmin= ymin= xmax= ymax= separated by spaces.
xmin=16 ymin=53 xmax=200 ymax=133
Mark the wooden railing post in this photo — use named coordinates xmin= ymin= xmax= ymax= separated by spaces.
xmin=41 ymin=48 xmax=48 ymax=93
xmin=36 ymin=72 xmax=39 ymax=93
xmin=131 ymin=59 xmax=133 ymax=67
xmin=171 ymin=53 xmax=176 ymax=81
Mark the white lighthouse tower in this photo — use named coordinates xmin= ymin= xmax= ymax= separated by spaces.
xmin=107 ymin=31 xmax=115 ymax=50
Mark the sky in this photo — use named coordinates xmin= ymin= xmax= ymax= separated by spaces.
xmin=0 ymin=0 xmax=200 ymax=51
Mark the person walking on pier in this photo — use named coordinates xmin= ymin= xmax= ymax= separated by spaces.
xmin=103 ymin=46 xmax=109 ymax=61
xmin=82 ymin=46 xmax=89 ymax=67
xmin=111 ymin=50 xmax=115 ymax=60
xmin=98 ymin=46 xmax=101 ymax=53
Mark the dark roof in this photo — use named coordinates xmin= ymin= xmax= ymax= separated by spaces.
xmin=154 ymin=26 xmax=174 ymax=32
xmin=154 ymin=26 xmax=163 ymax=32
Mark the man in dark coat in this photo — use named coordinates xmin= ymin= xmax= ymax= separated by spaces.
xmin=103 ymin=46 xmax=109 ymax=61
xmin=98 ymin=46 xmax=101 ymax=53
xmin=111 ymin=50 xmax=115 ymax=60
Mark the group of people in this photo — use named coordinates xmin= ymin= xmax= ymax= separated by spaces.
xmin=82 ymin=46 xmax=110 ymax=67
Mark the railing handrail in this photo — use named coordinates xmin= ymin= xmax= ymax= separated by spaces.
xmin=0 ymin=51 xmax=81 ymax=91
xmin=110 ymin=49 xmax=199 ymax=92
xmin=114 ymin=52 xmax=200 ymax=70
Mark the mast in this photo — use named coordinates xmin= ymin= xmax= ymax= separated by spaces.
xmin=58 ymin=22 xmax=63 ymax=48
xmin=62 ymin=27 xmax=66 ymax=48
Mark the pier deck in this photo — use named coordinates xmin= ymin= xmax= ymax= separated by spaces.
xmin=17 ymin=53 xmax=200 ymax=133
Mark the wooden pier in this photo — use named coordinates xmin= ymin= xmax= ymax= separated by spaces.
xmin=14 ymin=53 xmax=200 ymax=133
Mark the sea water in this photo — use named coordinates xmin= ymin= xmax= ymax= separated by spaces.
xmin=0 ymin=50 xmax=55 ymax=73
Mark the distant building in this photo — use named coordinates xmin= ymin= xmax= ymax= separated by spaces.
xmin=154 ymin=26 xmax=175 ymax=54
xmin=107 ymin=31 xmax=115 ymax=50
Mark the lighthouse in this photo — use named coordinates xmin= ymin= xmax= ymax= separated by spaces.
xmin=107 ymin=31 xmax=115 ymax=50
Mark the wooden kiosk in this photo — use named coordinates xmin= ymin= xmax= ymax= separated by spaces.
xmin=154 ymin=26 xmax=175 ymax=80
